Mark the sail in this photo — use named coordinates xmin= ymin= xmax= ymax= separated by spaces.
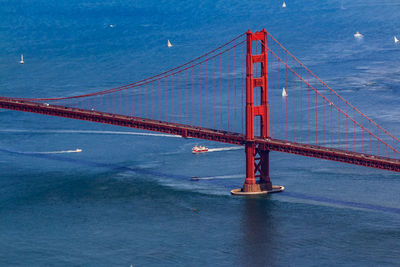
xmin=282 ymin=1 xmax=286 ymax=8
xmin=167 ymin=40 xmax=172 ymax=47
xmin=282 ymin=87 xmax=288 ymax=97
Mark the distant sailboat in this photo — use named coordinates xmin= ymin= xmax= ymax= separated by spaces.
xmin=167 ymin=40 xmax=172 ymax=48
xmin=19 ymin=54 xmax=24 ymax=64
xmin=354 ymin=31 xmax=363 ymax=39
xmin=282 ymin=87 xmax=288 ymax=97
xmin=394 ymin=36 xmax=399 ymax=43
xmin=282 ymin=1 xmax=286 ymax=8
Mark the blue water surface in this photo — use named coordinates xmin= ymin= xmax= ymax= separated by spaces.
xmin=1 ymin=0 xmax=400 ymax=266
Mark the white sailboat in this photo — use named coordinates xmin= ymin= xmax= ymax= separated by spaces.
xmin=282 ymin=1 xmax=286 ymax=8
xmin=354 ymin=31 xmax=363 ymax=39
xmin=394 ymin=36 xmax=399 ymax=43
xmin=19 ymin=54 xmax=24 ymax=64
xmin=167 ymin=40 xmax=172 ymax=48
xmin=282 ymin=87 xmax=288 ymax=97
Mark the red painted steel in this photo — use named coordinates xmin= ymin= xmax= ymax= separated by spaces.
xmin=243 ymin=29 xmax=273 ymax=192
xmin=1 ymin=97 xmax=399 ymax=172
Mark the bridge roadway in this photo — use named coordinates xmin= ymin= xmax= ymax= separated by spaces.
xmin=1 ymin=97 xmax=399 ymax=172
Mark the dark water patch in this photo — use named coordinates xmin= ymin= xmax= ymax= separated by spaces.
xmin=284 ymin=191 xmax=400 ymax=215
xmin=0 ymin=147 xmax=189 ymax=180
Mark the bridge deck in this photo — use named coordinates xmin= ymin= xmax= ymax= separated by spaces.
xmin=1 ymin=97 xmax=399 ymax=172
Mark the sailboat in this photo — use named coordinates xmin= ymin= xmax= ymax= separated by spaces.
xmin=282 ymin=1 xmax=286 ymax=8
xmin=394 ymin=36 xmax=399 ymax=43
xmin=282 ymin=87 xmax=288 ymax=97
xmin=167 ymin=40 xmax=172 ymax=48
xmin=354 ymin=31 xmax=363 ymax=38
xmin=19 ymin=54 xmax=24 ymax=64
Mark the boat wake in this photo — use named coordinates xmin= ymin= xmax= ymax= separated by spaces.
xmin=190 ymin=174 xmax=242 ymax=181
xmin=207 ymin=147 xmax=243 ymax=152
xmin=21 ymin=148 xmax=83 ymax=154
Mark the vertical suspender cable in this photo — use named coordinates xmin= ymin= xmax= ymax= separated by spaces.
xmin=234 ymin=46 xmax=237 ymax=132
xmin=192 ymin=67 xmax=195 ymax=125
xmin=300 ymin=67 xmax=302 ymax=142
xmin=152 ymin=82 xmax=155 ymax=119
xmin=198 ymin=64 xmax=201 ymax=126
xmin=227 ymin=50 xmax=230 ymax=131
xmin=220 ymin=54 xmax=222 ymax=130
xmin=315 ymin=90 xmax=317 ymax=145
xmin=213 ymin=57 xmax=216 ymax=129
xmin=158 ymin=80 xmax=161 ymax=120
xmin=285 ymin=53 xmax=288 ymax=141
xmin=270 ymin=49 xmax=273 ymax=138
xmin=241 ymin=41 xmax=244 ymax=134
xmin=206 ymin=58 xmax=209 ymax=128
xmin=185 ymin=70 xmax=188 ymax=124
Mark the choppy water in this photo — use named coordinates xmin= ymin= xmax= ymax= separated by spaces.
xmin=1 ymin=0 xmax=399 ymax=266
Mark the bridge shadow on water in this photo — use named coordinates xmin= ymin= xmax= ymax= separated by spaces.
xmin=239 ymin=197 xmax=277 ymax=267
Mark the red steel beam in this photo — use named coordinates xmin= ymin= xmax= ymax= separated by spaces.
xmin=1 ymin=97 xmax=399 ymax=173
xmin=255 ymin=138 xmax=400 ymax=172
xmin=0 ymin=97 xmax=245 ymax=146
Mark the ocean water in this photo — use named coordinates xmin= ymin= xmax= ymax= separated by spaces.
xmin=1 ymin=0 xmax=400 ymax=266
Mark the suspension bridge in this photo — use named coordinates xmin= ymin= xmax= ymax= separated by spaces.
xmin=1 ymin=29 xmax=399 ymax=194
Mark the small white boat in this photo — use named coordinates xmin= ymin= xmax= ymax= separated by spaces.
xmin=75 ymin=148 xmax=82 ymax=152
xmin=190 ymin=176 xmax=200 ymax=181
xmin=109 ymin=24 xmax=114 ymax=28
xmin=19 ymin=54 xmax=24 ymax=64
xmin=282 ymin=1 xmax=286 ymax=8
xmin=354 ymin=31 xmax=363 ymax=38
xmin=282 ymin=87 xmax=288 ymax=97
xmin=394 ymin=36 xmax=399 ymax=43
xmin=167 ymin=40 xmax=173 ymax=48
xmin=192 ymin=145 xmax=208 ymax=153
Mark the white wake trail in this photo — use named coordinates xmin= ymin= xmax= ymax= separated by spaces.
xmin=206 ymin=146 xmax=243 ymax=152
xmin=190 ymin=174 xmax=242 ymax=180
xmin=22 ymin=149 xmax=83 ymax=154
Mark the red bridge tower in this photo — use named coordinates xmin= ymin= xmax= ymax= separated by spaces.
xmin=232 ymin=29 xmax=284 ymax=195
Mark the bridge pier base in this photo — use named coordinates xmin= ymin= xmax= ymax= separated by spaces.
xmin=231 ymin=144 xmax=284 ymax=195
